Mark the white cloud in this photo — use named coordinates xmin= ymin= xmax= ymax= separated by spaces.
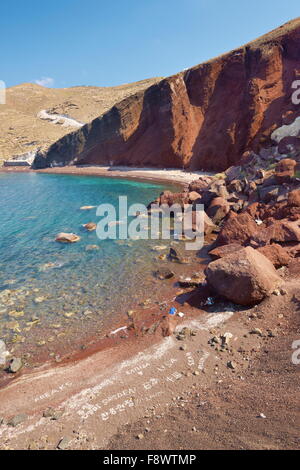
xmin=35 ymin=77 xmax=55 ymax=87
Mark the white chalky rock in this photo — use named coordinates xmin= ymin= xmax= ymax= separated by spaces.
xmin=0 ymin=340 xmax=9 ymax=366
xmin=271 ymin=116 xmax=300 ymax=143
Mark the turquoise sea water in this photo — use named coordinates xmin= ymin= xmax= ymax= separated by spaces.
xmin=0 ymin=172 xmax=177 ymax=360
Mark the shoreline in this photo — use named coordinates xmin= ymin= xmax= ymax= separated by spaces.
xmin=0 ymin=164 xmax=222 ymax=448
xmin=0 ymin=241 xmax=210 ymax=388
xmin=0 ymin=164 xmax=211 ymax=391
xmin=0 ymin=164 xmax=213 ymax=187
xmin=0 ymin=164 xmax=209 ymax=388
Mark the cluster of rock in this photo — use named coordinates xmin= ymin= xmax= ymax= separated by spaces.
xmin=152 ymin=143 xmax=300 ymax=305
xmin=55 ymin=207 xmax=97 ymax=243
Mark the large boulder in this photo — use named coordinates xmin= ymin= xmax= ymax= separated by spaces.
xmin=205 ymin=247 xmax=283 ymax=305
xmin=275 ymin=158 xmax=296 ymax=183
xmin=209 ymin=243 xmax=243 ymax=260
xmin=216 ymin=212 xmax=259 ymax=246
xmin=201 ymin=180 xmax=229 ymax=209
xmin=257 ymin=244 xmax=291 ymax=268
xmin=288 ymin=189 xmax=300 ymax=207
xmin=207 ymin=197 xmax=230 ymax=224
xmin=252 ymin=219 xmax=300 ymax=246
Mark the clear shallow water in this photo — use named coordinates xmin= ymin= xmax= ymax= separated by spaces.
xmin=0 ymin=172 xmax=177 ymax=361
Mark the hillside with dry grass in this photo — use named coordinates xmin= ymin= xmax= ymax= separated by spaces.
xmin=0 ymin=78 xmax=161 ymax=164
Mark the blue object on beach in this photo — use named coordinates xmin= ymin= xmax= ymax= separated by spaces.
xmin=169 ymin=307 xmax=177 ymax=315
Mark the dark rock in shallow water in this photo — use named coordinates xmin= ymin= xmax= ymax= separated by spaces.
xmin=154 ymin=268 xmax=175 ymax=280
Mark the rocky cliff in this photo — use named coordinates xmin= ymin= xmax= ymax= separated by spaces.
xmin=34 ymin=18 xmax=300 ymax=172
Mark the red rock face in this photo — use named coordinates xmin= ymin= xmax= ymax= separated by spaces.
xmin=34 ymin=18 xmax=300 ymax=171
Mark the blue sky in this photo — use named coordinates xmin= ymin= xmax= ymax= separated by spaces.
xmin=1 ymin=0 xmax=299 ymax=88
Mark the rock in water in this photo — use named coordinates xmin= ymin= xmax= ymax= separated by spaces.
xmin=154 ymin=268 xmax=175 ymax=280
xmin=55 ymin=232 xmax=81 ymax=243
xmin=205 ymin=246 xmax=283 ymax=305
xmin=82 ymin=222 xmax=97 ymax=231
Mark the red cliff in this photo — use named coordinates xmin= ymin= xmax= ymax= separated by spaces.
xmin=34 ymin=18 xmax=300 ymax=172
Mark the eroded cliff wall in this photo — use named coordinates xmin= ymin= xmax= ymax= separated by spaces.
xmin=34 ymin=18 xmax=300 ymax=172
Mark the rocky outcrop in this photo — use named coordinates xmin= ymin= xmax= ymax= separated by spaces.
xmin=33 ymin=18 xmax=300 ymax=171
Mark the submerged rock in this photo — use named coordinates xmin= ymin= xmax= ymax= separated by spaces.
xmin=85 ymin=244 xmax=100 ymax=251
xmin=168 ymin=247 xmax=189 ymax=264
xmin=154 ymin=268 xmax=175 ymax=280
xmin=80 ymin=206 xmax=95 ymax=210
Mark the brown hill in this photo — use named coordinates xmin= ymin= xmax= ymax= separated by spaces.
xmin=0 ymin=78 xmax=161 ymax=164
xmin=34 ymin=18 xmax=300 ymax=171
